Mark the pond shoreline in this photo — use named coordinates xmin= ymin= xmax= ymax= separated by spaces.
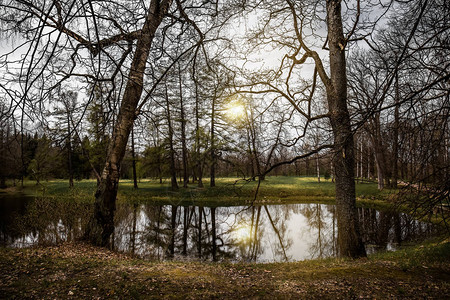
xmin=1 ymin=178 xmax=449 ymax=297
xmin=2 ymin=195 xmax=440 ymax=262
xmin=1 ymin=238 xmax=449 ymax=299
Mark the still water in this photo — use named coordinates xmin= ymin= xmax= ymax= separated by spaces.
xmin=0 ymin=195 xmax=440 ymax=262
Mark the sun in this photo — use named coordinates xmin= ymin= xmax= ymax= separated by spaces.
xmin=225 ymin=100 xmax=246 ymax=120
xmin=233 ymin=224 xmax=252 ymax=243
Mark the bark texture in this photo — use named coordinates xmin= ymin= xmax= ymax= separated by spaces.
xmin=85 ymin=0 xmax=172 ymax=246
xmin=325 ymin=0 xmax=366 ymax=258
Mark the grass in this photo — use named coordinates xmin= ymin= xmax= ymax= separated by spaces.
xmin=0 ymin=237 xmax=448 ymax=299
xmin=3 ymin=175 xmax=445 ymax=228
xmin=1 ymin=176 xmax=448 ymax=298
xmin=3 ymin=176 xmax=392 ymax=207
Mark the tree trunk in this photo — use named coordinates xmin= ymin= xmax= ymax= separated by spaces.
xmin=250 ymin=118 xmax=263 ymax=180
xmin=198 ymin=206 xmax=202 ymax=258
xmin=210 ymin=93 xmax=216 ymax=187
xmin=392 ymin=72 xmax=399 ymax=188
xmin=316 ymin=153 xmax=321 ymax=183
xmin=356 ymin=140 xmax=360 ymax=184
xmin=211 ymin=207 xmax=217 ymax=261
xmin=0 ymin=129 xmax=5 ymax=189
xmin=165 ymin=84 xmax=179 ymax=191
xmin=131 ymin=126 xmax=138 ymax=189
xmin=182 ymin=206 xmax=188 ymax=255
xmin=371 ymin=130 xmax=387 ymax=190
xmin=251 ymin=206 xmax=261 ymax=260
xmin=245 ymin=106 xmax=263 ymax=180
xmin=84 ymin=0 xmax=172 ymax=246
xmin=330 ymin=160 xmax=335 ymax=183
xmin=246 ymin=127 xmax=256 ymax=180
xmin=305 ymin=157 xmax=310 ymax=176
xmin=20 ymin=105 xmax=25 ymax=188
xmin=325 ymin=0 xmax=366 ymax=258
xmin=130 ymin=203 xmax=137 ymax=255
xmin=193 ymin=66 xmax=204 ymax=188
xmin=360 ymin=139 xmax=363 ymax=181
xmin=375 ymin=151 xmax=384 ymax=190
xmin=169 ymin=205 xmax=177 ymax=256
xmin=66 ymin=109 xmax=74 ymax=188
xmin=179 ymin=64 xmax=189 ymax=188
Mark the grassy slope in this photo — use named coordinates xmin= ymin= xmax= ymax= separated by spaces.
xmin=0 ymin=239 xmax=449 ymax=299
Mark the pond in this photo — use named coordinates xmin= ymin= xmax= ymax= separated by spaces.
xmin=0 ymin=195 xmax=440 ymax=262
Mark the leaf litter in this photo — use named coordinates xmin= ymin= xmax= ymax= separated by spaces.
xmin=0 ymin=241 xmax=449 ymax=299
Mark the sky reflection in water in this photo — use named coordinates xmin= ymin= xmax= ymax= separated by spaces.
xmin=0 ymin=196 xmax=439 ymax=262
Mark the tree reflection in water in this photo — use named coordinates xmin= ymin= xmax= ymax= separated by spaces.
xmin=0 ymin=196 xmax=442 ymax=262
xmin=299 ymin=204 xmax=338 ymax=259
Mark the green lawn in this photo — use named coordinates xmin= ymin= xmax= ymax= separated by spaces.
xmin=8 ymin=176 xmax=392 ymax=207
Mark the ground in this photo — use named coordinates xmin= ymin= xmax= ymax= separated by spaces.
xmin=1 ymin=177 xmax=448 ymax=298
xmin=3 ymin=176 xmax=391 ymax=206
xmin=1 ymin=239 xmax=449 ymax=299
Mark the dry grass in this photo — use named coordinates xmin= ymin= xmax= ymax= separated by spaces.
xmin=1 ymin=238 xmax=449 ymax=299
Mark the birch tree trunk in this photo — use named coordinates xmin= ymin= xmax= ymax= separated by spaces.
xmin=131 ymin=127 xmax=138 ymax=189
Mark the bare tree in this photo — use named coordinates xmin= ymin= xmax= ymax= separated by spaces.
xmin=0 ymin=0 xmax=235 ymax=245
xmin=231 ymin=0 xmax=367 ymax=257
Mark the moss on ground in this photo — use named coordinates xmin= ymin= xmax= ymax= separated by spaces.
xmin=0 ymin=238 xmax=449 ymax=299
